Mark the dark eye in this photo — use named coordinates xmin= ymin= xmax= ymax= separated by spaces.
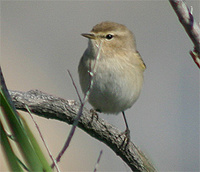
xmin=105 ymin=34 xmax=113 ymax=40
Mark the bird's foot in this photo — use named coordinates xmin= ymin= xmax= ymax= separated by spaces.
xmin=122 ymin=128 xmax=130 ymax=142
xmin=90 ymin=109 xmax=99 ymax=122
xmin=119 ymin=129 xmax=131 ymax=149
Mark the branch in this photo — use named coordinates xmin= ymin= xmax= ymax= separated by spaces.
xmin=9 ymin=89 xmax=156 ymax=172
xmin=169 ymin=0 xmax=200 ymax=68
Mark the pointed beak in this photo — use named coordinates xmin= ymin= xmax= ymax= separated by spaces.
xmin=81 ymin=33 xmax=96 ymax=39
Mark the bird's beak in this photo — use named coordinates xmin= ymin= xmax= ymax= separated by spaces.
xmin=81 ymin=33 xmax=96 ymax=39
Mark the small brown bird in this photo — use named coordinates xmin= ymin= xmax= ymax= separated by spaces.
xmin=78 ymin=21 xmax=146 ymax=137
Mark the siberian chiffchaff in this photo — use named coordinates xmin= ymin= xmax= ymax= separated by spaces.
xmin=78 ymin=21 xmax=146 ymax=137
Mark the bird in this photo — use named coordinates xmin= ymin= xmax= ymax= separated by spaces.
xmin=78 ymin=21 xmax=146 ymax=139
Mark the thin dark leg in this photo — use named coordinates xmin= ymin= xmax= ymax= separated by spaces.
xmin=122 ymin=111 xmax=129 ymax=131
xmin=121 ymin=111 xmax=130 ymax=147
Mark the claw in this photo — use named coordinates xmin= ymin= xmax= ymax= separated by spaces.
xmin=90 ymin=109 xmax=99 ymax=121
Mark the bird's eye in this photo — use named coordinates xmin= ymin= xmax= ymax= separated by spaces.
xmin=105 ymin=34 xmax=113 ymax=40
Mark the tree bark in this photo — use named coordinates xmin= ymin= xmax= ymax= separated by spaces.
xmin=9 ymin=89 xmax=156 ymax=172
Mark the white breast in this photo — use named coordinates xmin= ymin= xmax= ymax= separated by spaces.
xmin=79 ymin=55 xmax=144 ymax=114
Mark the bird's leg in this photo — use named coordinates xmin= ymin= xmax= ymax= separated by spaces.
xmin=122 ymin=111 xmax=130 ymax=141
xmin=90 ymin=109 xmax=99 ymax=121
xmin=117 ymin=111 xmax=131 ymax=149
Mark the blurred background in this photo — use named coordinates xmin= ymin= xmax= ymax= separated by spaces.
xmin=1 ymin=1 xmax=199 ymax=171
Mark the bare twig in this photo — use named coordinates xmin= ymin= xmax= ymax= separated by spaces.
xmin=67 ymin=70 xmax=82 ymax=103
xmin=51 ymin=101 xmax=84 ymax=168
xmin=9 ymin=89 xmax=156 ymax=172
xmin=93 ymin=150 xmax=103 ymax=172
xmin=169 ymin=0 xmax=200 ymax=68
xmin=52 ymin=41 xmax=103 ymax=167
xmin=83 ymin=41 xmax=102 ymax=103
xmin=25 ymin=105 xmax=60 ymax=172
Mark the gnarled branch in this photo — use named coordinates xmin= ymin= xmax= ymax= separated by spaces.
xmin=9 ymin=89 xmax=156 ymax=172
